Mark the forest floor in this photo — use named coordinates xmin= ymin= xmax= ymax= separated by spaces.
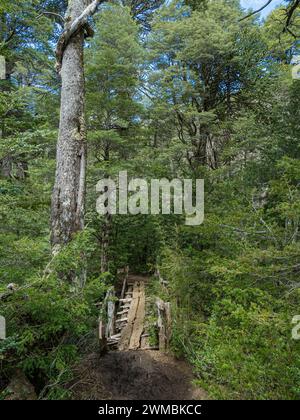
xmin=68 ymin=275 xmax=208 ymax=400
xmin=70 ymin=350 xmax=208 ymax=400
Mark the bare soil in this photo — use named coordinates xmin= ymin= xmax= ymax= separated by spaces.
xmin=69 ymin=350 xmax=208 ymax=400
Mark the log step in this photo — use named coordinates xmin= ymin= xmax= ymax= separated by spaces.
xmin=117 ymin=310 xmax=129 ymax=315
xmin=116 ymin=318 xmax=128 ymax=323
xmin=108 ymin=337 xmax=120 ymax=342
xmin=108 ymin=338 xmax=120 ymax=343
xmin=120 ymin=304 xmax=131 ymax=309
xmin=109 ymin=333 xmax=121 ymax=340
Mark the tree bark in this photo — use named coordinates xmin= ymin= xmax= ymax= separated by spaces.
xmin=51 ymin=0 xmax=89 ymax=251
xmin=1 ymin=156 xmax=13 ymax=178
xmin=101 ymin=213 xmax=112 ymax=273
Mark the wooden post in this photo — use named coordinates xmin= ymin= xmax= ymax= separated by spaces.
xmin=106 ymin=288 xmax=115 ymax=338
xmin=155 ymin=267 xmax=169 ymax=287
xmin=120 ymin=275 xmax=127 ymax=301
xmin=156 ymin=297 xmax=172 ymax=352
xmin=99 ymin=286 xmax=116 ymax=352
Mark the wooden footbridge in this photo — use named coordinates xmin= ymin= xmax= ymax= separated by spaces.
xmin=99 ymin=270 xmax=171 ymax=352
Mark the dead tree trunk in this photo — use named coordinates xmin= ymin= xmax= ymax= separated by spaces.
xmin=51 ymin=0 xmax=102 ymax=252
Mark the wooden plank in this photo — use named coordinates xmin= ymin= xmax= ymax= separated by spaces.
xmin=110 ymin=333 xmax=121 ymax=339
xmin=118 ymin=281 xmax=140 ymax=351
xmin=116 ymin=317 xmax=128 ymax=323
xmin=117 ymin=310 xmax=129 ymax=315
xmin=118 ymin=279 xmax=146 ymax=351
xmin=108 ymin=337 xmax=120 ymax=342
xmin=129 ymin=281 xmax=145 ymax=350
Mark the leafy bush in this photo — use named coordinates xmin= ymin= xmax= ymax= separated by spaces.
xmin=0 ymin=231 xmax=109 ymax=399
xmin=190 ymin=287 xmax=300 ymax=400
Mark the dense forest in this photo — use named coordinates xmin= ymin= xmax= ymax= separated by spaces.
xmin=0 ymin=0 xmax=300 ymax=400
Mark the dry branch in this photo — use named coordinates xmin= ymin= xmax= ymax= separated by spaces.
xmin=55 ymin=0 xmax=104 ymax=73
xmin=239 ymin=0 xmax=273 ymax=22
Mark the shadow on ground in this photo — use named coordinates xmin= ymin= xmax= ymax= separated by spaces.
xmin=70 ymin=350 xmax=208 ymax=400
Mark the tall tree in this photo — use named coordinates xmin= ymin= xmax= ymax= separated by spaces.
xmin=85 ymin=3 xmax=144 ymax=272
xmin=50 ymin=0 xmax=164 ymax=253
xmin=50 ymin=0 xmax=102 ymax=252
xmin=149 ymin=0 xmax=266 ymax=172
xmin=0 ymin=0 xmax=54 ymax=178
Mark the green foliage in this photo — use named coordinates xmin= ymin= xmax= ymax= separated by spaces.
xmin=0 ymin=254 xmax=109 ymax=399
xmin=1 ymin=0 xmax=300 ymax=401
xmin=161 ymin=127 xmax=300 ymax=399
xmin=190 ymin=287 xmax=300 ymax=400
xmin=86 ymin=4 xmax=144 ymax=163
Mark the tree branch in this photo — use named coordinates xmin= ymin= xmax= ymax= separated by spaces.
xmin=240 ymin=0 xmax=300 ymax=33
xmin=55 ymin=0 xmax=105 ymax=73
xmin=4 ymin=28 xmax=16 ymax=44
xmin=239 ymin=0 xmax=273 ymax=22
xmin=284 ymin=0 xmax=300 ymax=32
xmin=37 ymin=11 xmax=65 ymax=22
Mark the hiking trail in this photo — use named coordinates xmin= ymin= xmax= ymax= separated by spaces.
xmin=69 ymin=274 xmax=208 ymax=400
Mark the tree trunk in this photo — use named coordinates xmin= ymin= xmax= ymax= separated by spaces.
xmin=16 ymin=159 xmax=29 ymax=180
xmin=51 ymin=0 xmax=88 ymax=252
xmin=100 ymin=145 xmax=112 ymax=273
xmin=1 ymin=156 xmax=13 ymax=178
xmin=101 ymin=213 xmax=112 ymax=273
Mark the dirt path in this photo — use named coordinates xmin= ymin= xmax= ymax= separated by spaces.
xmin=70 ymin=350 xmax=208 ymax=400
xmin=69 ymin=275 xmax=208 ymax=400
